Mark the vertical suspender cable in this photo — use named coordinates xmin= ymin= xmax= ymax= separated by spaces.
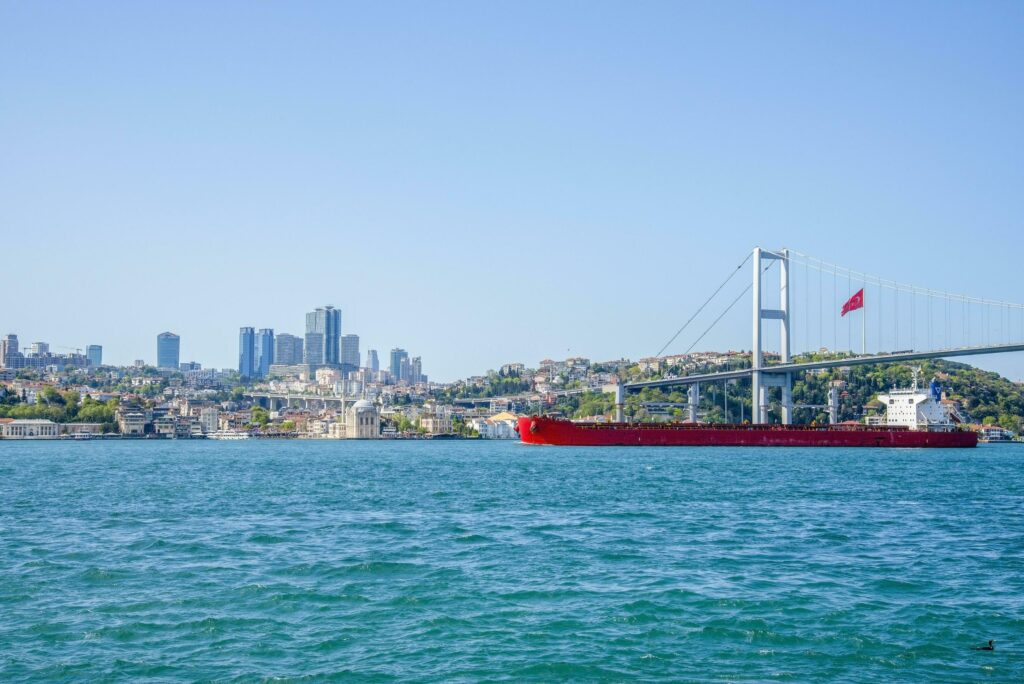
xmin=833 ymin=265 xmax=837 ymax=351
xmin=928 ymin=291 xmax=932 ymax=351
xmin=944 ymin=295 xmax=949 ymax=348
xmin=847 ymin=269 xmax=852 ymax=351
xmin=913 ymin=288 xmax=921 ymax=352
xmin=878 ymin=281 xmax=882 ymax=352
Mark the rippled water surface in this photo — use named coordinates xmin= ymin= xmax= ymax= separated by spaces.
xmin=2 ymin=440 xmax=1023 ymax=681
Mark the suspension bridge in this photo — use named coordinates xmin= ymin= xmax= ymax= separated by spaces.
xmin=609 ymin=247 xmax=1024 ymax=424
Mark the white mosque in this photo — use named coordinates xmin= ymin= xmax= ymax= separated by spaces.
xmin=327 ymin=399 xmax=381 ymax=439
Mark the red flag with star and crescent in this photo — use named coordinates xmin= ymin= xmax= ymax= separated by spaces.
xmin=841 ymin=288 xmax=864 ymax=317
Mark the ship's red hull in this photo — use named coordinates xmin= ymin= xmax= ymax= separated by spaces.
xmin=517 ymin=416 xmax=977 ymax=448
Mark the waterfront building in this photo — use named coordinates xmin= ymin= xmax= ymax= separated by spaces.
xmin=469 ymin=411 xmax=519 ymax=439
xmin=305 ymin=306 xmax=341 ymax=366
xmin=200 ymin=407 xmax=219 ymax=434
xmin=256 ymin=328 xmax=275 ymax=378
xmin=367 ymin=349 xmax=379 ymax=372
xmin=390 ymin=348 xmax=408 ymax=382
xmin=61 ymin=423 xmax=104 ymax=436
xmin=115 ymin=407 xmax=148 ymax=435
xmin=340 ymin=334 xmax=360 ymax=377
xmin=274 ymin=333 xmax=304 ymax=366
xmin=156 ymin=332 xmax=180 ymax=370
xmin=238 ymin=327 xmax=255 ymax=379
xmin=0 ymin=418 xmax=60 ymax=439
xmin=86 ymin=345 xmax=102 ymax=367
xmin=153 ymin=416 xmax=177 ymax=437
xmin=419 ymin=413 xmax=453 ymax=435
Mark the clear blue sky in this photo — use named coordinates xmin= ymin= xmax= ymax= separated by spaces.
xmin=3 ymin=1 xmax=1023 ymax=381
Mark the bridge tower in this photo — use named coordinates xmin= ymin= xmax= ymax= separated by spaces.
xmin=751 ymin=247 xmax=793 ymax=424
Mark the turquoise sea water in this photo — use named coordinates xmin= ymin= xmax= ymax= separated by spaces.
xmin=1 ymin=440 xmax=1022 ymax=682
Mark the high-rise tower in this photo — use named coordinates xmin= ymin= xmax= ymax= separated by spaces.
xmin=274 ymin=333 xmax=304 ymax=365
xmin=304 ymin=306 xmax=341 ymax=366
xmin=390 ymin=348 xmax=409 ymax=382
xmin=256 ymin=328 xmax=275 ymax=378
xmin=157 ymin=332 xmax=180 ymax=370
xmin=86 ymin=345 xmax=102 ymax=367
xmin=238 ymin=327 xmax=255 ymax=378
xmin=340 ymin=334 xmax=360 ymax=377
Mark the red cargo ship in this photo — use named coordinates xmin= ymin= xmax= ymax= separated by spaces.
xmin=517 ymin=415 xmax=977 ymax=448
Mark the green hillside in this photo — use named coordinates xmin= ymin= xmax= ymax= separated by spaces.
xmin=563 ymin=356 xmax=1024 ymax=431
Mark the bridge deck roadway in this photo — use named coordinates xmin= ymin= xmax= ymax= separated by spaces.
xmin=623 ymin=343 xmax=1024 ymax=392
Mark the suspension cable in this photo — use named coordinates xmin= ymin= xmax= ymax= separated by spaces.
xmin=654 ymin=252 xmax=752 ymax=358
xmin=683 ymin=261 xmax=775 ymax=354
xmin=787 ymin=249 xmax=1024 ymax=309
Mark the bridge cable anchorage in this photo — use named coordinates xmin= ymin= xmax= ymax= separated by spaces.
xmin=684 ymin=261 xmax=775 ymax=355
xmin=654 ymin=252 xmax=752 ymax=358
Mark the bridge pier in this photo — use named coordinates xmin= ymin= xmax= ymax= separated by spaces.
xmin=781 ymin=373 xmax=793 ymax=425
xmin=751 ymin=371 xmax=762 ymax=424
xmin=687 ymin=383 xmax=699 ymax=422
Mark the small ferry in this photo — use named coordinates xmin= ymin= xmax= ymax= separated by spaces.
xmin=208 ymin=430 xmax=251 ymax=440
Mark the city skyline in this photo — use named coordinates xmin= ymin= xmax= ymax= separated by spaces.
xmin=2 ymin=3 xmax=1023 ymax=380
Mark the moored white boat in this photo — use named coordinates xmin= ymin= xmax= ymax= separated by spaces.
xmin=208 ymin=430 xmax=250 ymax=440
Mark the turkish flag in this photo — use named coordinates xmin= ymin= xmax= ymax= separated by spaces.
xmin=841 ymin=288 xmax=864 ymax=317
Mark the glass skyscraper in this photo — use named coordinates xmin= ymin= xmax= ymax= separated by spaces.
xmin=238 ymin=327 xmax=255 ymax=379
xmin=274 ymin=333 xmax=304 ymax=365
xmin=304 ymin=306 xmax=341 ymax=366
xmin=366 ymin=349 xmax=379 ymax=373
xmin=156 ymin=332 xmax=180 ymax=370
xmin=86 ymin=344 xmax=102 ymax=367
xmin=256 ymin=328 xmax=274 ymax=378
xmin=390 ymin=348 xmax=408 ymax=381
xmin=340 ymin=334 xmax=360 ymax=377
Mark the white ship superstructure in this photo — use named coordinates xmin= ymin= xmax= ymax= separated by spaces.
xmin=877 ymin=370 xmax=960 ymax=432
